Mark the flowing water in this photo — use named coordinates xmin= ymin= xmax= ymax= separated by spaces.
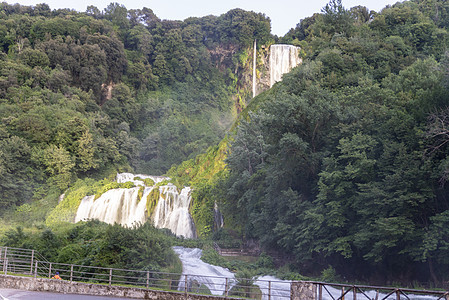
xmin=75 ymin=188 xmax=149 ymax=227
xmin=74 ymin=173 xmax=197 ymax=238
xmin=270 ymin=44 xmax=302 ymax=87
xmin=153 ymin=185 xmax=197 ymax=238
xmin=173 ymin=247 xmax=236 ymax=295
xmin=173 ymin=247 xmax=291 ymax=299
xmin=255 ymin=275 xmax=291 ymax=300
xmin=173 ymin=247 xmax=440 ymax=300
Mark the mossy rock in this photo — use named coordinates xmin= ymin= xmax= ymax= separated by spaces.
xmin=145 ymin=188 xmax=160 ymax=219
xmin=133 ymin=177 xmax=155 ymax=187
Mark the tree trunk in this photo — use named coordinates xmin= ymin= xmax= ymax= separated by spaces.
xmin=428 ymin=258 xmax=439 ymax=286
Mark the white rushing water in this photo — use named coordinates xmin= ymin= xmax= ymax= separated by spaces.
xmin=255 ymin=275 xmax=291 ymax=300
xmin=153 ymin=185 xmax=197 ymax=239
xmin=75 ymin=187 xmax=151 ymax=227
xmin=173 ymin=247 xmax=440 ymax=300
xmin=116 ymin=172 xmax=168 ymax=185
xmin=173 ymin=247 xmax=291 ymax=299
xmin=173 ymin=246 xmax=236 ymax=295
xmin=270 ymin=44 xmax=302 ymax=87
xmin=74 ymin=173 xmax=197 ymax=238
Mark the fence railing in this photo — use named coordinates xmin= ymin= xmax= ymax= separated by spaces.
xmin=2 ymin=246 xmax=449 ymax=300
xmin=0 ymin=246 xmax=290 ymax=299
xmin=310 ymin=281 xmax=449 ymax=300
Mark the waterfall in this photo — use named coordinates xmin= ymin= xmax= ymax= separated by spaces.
xmin=214 ymin=202 xmax=224 ymax=230
xmin=152 ymin=185 xmax=197 ymax=239
xmin=269 ymin=44 xmax=302 ymax=87
xmin=116 ymin=172 xmax=167 ymax=185
xmin=253 ymin=39 xmax=257 ymax=98
xmin=75 ymin=187 xmax=150 ymax=227
xmin=74 ymin=173 xmax=197 ymax=238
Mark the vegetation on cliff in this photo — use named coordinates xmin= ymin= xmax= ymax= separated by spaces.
xmin=0 ymin=2 xmax=272 ymax=216
xmin=208 ymin=0 xmax=449 ymax=286
xmin=3 ymin=0 xmax=449 ymax=288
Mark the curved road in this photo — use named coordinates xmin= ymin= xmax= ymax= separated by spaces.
xmin=0 ymin=288 xmax=135 ymax=300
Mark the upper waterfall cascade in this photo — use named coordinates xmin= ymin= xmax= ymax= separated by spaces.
xmin=269 ymin=44 xmax=302 ymax=87
xmin=75 ymin=173 xmax=197 ymax=238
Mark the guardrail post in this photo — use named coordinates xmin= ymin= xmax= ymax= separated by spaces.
xmin=225 ymin=278 xmax=228 ymax=297
xmin=375 ymin=290 xmax=379 ymax=300
xmin=70 ymin=265 xmax=73 ymax=283
xmin=268 ymin=280 xmax=271 ymax=300
xmin=146 ymin=271 xmax=149 ymax=289
xmin=30 ymin=249 xmax=34 ymax=274
xmin=48 ymin=263 xmax=52 ymax=278
xmin=342 ymin=287 xmax=345 ymax=300
xmin=3 ymin=247 xmax=7 ymax=262
xmin=396 ymin=290 xmax=400 ymax=300
xmin=184 ymin=275 xmax=188 ymax=294
xmin=3 ymin=258 xmax=7 ymax=275
xmin=34 ymin=261 xmax=37 ymax=278
xmin=109 ymin=268 xmax=112 ymax=286
xmin=353 ymin=286 xmax=357 ymax=300
xmin=319 ymin=284 xmax=323 ymax=300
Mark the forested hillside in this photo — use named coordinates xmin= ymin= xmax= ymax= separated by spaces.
xmin=0 ymin=2 xmax=272 ymax=212
xmin=3 ymin=0 xmax=449 ymax=288
xmin=169 ymin=0 xmax=449 ymax=286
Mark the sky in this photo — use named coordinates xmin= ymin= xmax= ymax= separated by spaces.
xmin=3 ymin=0 xmax=402 ymax=36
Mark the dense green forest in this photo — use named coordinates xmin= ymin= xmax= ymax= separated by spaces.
xmin=169 ymin=0 xmax=449 ymax=286
xmin=3 ymin=0 xmax=449 ymax=288
xmin=225 ymin=0 xmax=449 ymax=285
xmin=0 ymin=1 xmax=272 ymax=212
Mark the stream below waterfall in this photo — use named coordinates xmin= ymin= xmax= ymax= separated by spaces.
xmin=173 ymin=246 xmax=291 ymax=299
xmin=173 ymin=247 xmax=440 ymax=300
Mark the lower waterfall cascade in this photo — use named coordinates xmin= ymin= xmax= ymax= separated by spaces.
xmin=74 ymin=173 xmax=197 ymax=238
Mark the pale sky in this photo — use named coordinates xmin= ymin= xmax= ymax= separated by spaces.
xmin=4 ymin=0 xmax=402 ymax=36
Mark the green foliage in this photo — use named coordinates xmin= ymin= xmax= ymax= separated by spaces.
xmin=0 ymin=1 xmax=264 ymax=215
xmin=1 ymin=220 xmax=181 ymax=273
xmin=230 ymin=268 xmax=261 ymax=299
xmin=145 ymin=188 xmax=160 ymax=218
xmin=134 ymin=177 xmax=155 ymax=186
xmin=4 ymin=0 xmax=449 ymax=287
xmin=203 ymin=0 xmax=449 ymax=286
xmin=320 ymin=266 xmax=340 ymax=283
xmin=137 ymin=186 xmax=145 ymax=201
xmin=190 ymin=185 xmax=215 ymax=238
xmin=94 ymin=181 xmax=135 ymax=199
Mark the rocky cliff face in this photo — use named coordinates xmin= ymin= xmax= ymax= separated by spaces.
xmin=207 ymin=43 xmax=301 ymax=111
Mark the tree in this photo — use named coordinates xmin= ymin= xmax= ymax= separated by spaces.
xmin=41 ymin=144 xmax=75 ymax=190
xmin=76 ymin=130 xmax=98 ymax=172
xmin=0 ymin=136 xmax=34 ymax=208
xmin=103 ymin=2 xmax=129 ymax=30
xmin=321 ymin=0 xmax=353 ymax=36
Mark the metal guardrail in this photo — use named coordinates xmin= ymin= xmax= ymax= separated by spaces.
xmin=2 ymin=246 xmax=449 ymax=300
xmin=310 ymin=281 xmax=449 ymax=300
xmin=0 ymin=246 xmax=290 ymax=299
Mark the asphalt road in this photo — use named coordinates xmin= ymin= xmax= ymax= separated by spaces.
xmin=0 ymin=288 xmax=135 ymax=300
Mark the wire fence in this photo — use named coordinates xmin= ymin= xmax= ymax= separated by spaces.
xmin=0 ymin=246 xmax=290 ymax=299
